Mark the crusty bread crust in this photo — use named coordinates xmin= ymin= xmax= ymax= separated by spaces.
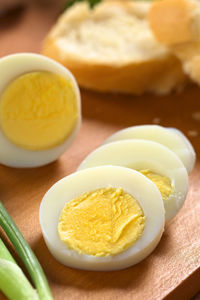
xmin=42 ymin=0 xmax=187 ymax=94
xmin=149 ymin=0 xmax=198 ymax=45
xmin=149 ymin=0 xmax=200 ymax=85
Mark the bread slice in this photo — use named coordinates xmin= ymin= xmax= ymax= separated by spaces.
xmin=149 ymin=0 xmax=200 ymax=85
xmin=42 ymin=0 xmax=187 ymax=94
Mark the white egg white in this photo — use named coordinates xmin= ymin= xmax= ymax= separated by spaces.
xmin=78 ymin=140 xmax=189 ymax=221
xmin=103 ymin=125 xmax=196 ymax=173
xmin=40 ymin=165 xmax=165 ymax=271
xmin=0 ymin=53 xmax=81 ymax=168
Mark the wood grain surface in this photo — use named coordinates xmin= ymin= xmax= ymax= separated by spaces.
xmin=0 ymin=2 xmax=200 ymax=300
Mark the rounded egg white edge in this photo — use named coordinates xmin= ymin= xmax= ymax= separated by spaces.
xmin=168 ymin=127 xmax=196 ymax=173
xmin=78 ymin=139 xmax=189 ymax=222
xmin=39 ymin=165 xmax=165 ymax=271
xmin=0 ymin=53 xmax=81 ymax=168
xmin=102 ymin=124 xmax=195 ymax=174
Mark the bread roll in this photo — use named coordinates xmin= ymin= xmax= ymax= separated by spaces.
xmin=149 ymin=0 xmax=200 ymax=85
xmin=42 ymin=0 xmax=187 ymax=94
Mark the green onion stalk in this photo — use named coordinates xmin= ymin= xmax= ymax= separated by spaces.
xmin=0 ymin=238 xmax=38 ymax=300
xmin=0 ymin=201 xmax=53 ymax=300
xmin=64 ymin=0 xmax=153 ymax=10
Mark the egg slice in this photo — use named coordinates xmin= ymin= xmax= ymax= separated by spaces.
xmin=0 ymin=53 xmax=81 ymax=168
xmin=103 ymin=125 xmax=196 ymax=173
xmin=40 ymin=165 xmax=165 ymax=271
xmin=78 ymin=140 xmax=188 ymax=221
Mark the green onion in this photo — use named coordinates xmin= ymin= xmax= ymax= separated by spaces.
xmin=0 ymin=201 xmax=53 ymax=300
xmin=64 ymin=0 xmax=153 ymax=10
xmin=64 ymin=0 xmax=102 ymax=10
xmin=0 ymin=258 xmax=39 ymax=300
xmin=0 ymin=238 xmax=38 ymax=300
xmin=0 ymin=238 xmax=16 ymax=264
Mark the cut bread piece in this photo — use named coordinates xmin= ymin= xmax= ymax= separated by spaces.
xmin=149 ymin=0 xmax=200 ymax=85
xmin=42 ymin=0 xmax=187 ymax=95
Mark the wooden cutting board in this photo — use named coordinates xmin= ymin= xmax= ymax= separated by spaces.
xmin=0 ymin=2 xmax=200 ymax=300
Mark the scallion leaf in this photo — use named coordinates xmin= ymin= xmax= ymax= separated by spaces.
xmin=0 ymin=237 xmax=16 ymax=264
xmin=0 ymin=238 xmax=38 ymax=300
xmin=0 ymin=258 xmax=39 ymax=300
xmin=0 ymin=201 xmax=53 ymax=300
xmin=63 ymin=0 xmax=153 ymax=10
xmin=64 ymin=0 xmax=101 ymax=10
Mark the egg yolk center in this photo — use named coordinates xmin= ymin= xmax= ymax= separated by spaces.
xmin=0 ymin=71 xmax=78 ymax=150
xmin=140 ymin=169 xmax=173 ymax=201
xmin=58 ymin=187 xmax=145 ymax=257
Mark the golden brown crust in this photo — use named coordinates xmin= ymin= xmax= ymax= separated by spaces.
xmin=149 ymin=0 xmax=197 ymax=45
xmin=149 ymin=0 xmax=200 ymax=85
xmin=43 ymin=36 xmax=187 ymax=95
xmin=42 ymin=1 xmax=187 ymax=94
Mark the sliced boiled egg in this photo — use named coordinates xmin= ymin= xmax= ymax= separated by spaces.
xmin=40 ymin=165 xmax=165 ymax=271
xmin=0 ymin=53 xmax=81 ymax=168
xmin=78 ymin=140 xmax=188 ymax=221
xmin=103 ymin=125 xmax=196 ymax=173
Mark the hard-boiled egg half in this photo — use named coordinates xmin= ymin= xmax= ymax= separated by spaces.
xmin=40 ymin=165 xmax=165 ymax=271
xmin=103 ymin=125 xmax=196 ymax=173
xmin=0 ymin=53 xmax=81 ymax=168
xmin=78 ymin=140 xmax=188 ymax=221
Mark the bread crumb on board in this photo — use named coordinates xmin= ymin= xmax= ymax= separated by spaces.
xmin=152 ymin=117 xmax=161 ymax=124
xmin=192 ymin=111 xmax=200 ymax=122
xmin=187 ymin=130 xmax=198 ymax=137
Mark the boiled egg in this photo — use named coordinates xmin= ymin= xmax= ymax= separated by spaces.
xmin=103 ymin=125 xmax=196 ymax=173
xmin=78 ymin=140 xmax=188 ymax=221
xmin=40 ymin=165 xmax=165 ymax=271
xmin=0 ymin=53 xmax=81 ymax=168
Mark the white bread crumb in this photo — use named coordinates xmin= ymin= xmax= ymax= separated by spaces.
xmin=42 ymin=0 xmax=187 ymax=94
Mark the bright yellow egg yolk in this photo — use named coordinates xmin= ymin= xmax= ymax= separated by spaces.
xmin=140 ymin=169 xmax=173 ymax=201
xmin=58 ymin=187 xmax=145 ymax=257
xmin=0 ymin=71 xmax=78 ymax=150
